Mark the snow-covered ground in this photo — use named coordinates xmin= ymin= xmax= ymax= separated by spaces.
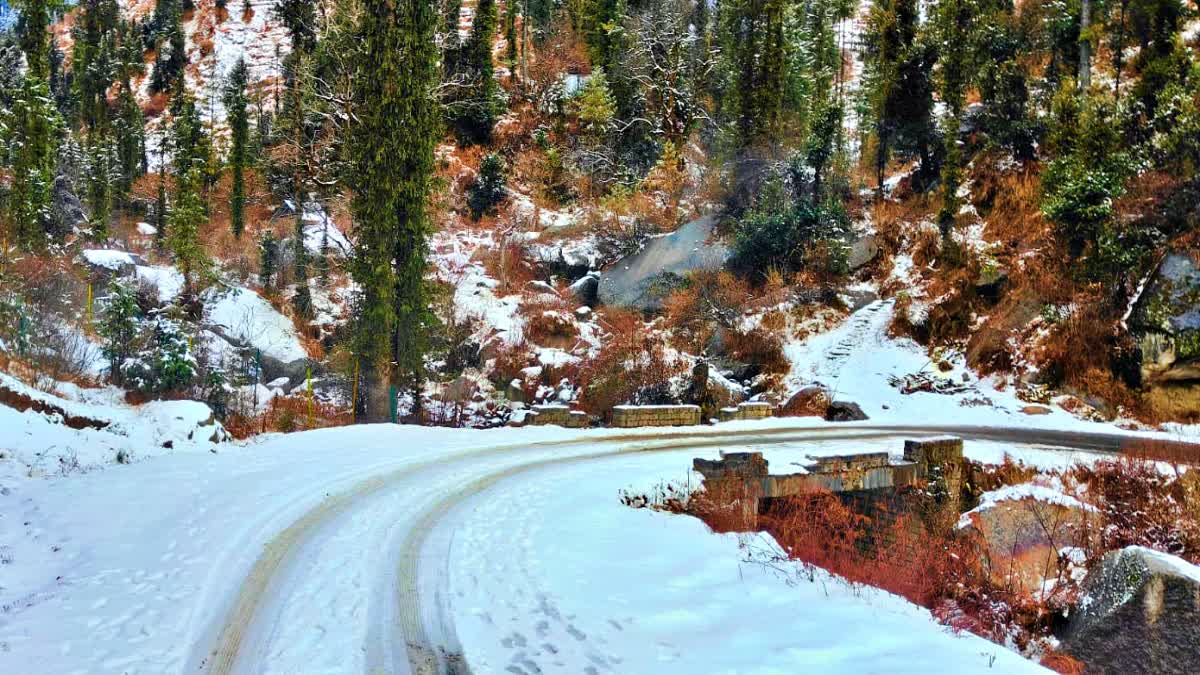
xmin=781 ymin=298 xmax=1182 ymax=434
xmin=444 ymin=451 xmax=1045 ymax=674
xmin=2 ymin=420 xmax=1117 ymax=674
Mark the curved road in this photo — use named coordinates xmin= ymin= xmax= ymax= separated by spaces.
xmin=190 ymin=423 xmax=1142 ymax=675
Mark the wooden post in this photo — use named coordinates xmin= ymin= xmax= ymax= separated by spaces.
xmin=306 ymin=365 xmax=314 ymax=429
xmin=351 ymin=358 xmax=360 ymax=423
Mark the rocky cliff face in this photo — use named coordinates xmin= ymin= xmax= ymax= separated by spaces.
xmin=1063 ymin=547 xmax=1200 ymax=674
xmin=1132 ymin=251 xmax=1200 ymax=419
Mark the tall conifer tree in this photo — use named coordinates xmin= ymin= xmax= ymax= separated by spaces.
xmin=350 ymin=0 xmax=439 ymax=422
xmin=4 ymin=0 xmax=64 ymax=250
xmin=224 ymin=58 xmax=250 ymax=239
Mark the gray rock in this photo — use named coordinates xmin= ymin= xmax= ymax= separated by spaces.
xmin=569 ymin=272 xmax=600 ymax=307
xmin=848 ymin=234 xmax=880 ymax=271
xmin=52 ymin=174 xmax=87 ymax=238
xmin=598 ymin=215 xmax=728 ymax=310
xmin=1129 ymin=250 xmax=1200 ymax=418
xmin=1133 ymin=253 xmax=1200 ymax=335
xmin=505 ymin=380 xmax=527 ymax=404
xmin=1063 ymin=547 xmax=1200 ymax=674
xmin=824 ymin=400 xmax=868 ymax=422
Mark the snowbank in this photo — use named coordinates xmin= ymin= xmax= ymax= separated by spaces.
xmin=445 ymin=448 xmax=1046 ymax=673
xmin=204 ymin=287 xmax=309 ymax=363
xmin=81 ymin=249 xmax=139 ymax=270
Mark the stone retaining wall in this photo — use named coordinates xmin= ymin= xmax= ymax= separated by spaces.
xmin=611 ymin=405 xmax=701 ymax=428
xmin=527 ymin=405 xmax=590 ymax=428
xmin=717 ymin=401 xmax=775 ymax=423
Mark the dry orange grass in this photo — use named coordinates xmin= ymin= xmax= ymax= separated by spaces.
xmin=225 ymin=395 xmax=351 ymax=439
xmin=970 ymin=158 xmax=1050 ymax=250
xmin=198 ymin=168 xmax=282 ymax=280
xmin=522 ymin=297 xmax=579 ymax=349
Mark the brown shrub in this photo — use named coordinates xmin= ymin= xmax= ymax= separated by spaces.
xmin=662 ymin=271 xmax=755 ymax=354
xmin=576 ymin=309 xmax=685 ymax=417
xmin=1070 ymin=458 xmax=1200 ymax=563
xmin=143 ymin=90 xmax=169 ymax=117
xmin=725 ymin=327 xmax=788 ymax=378
xmin=522 ymin=300 xmax=578 ymax=348
xmin=487 ymin=340 xmax=535 ymax=390
xmin=1040 ymin=652 xmax=1087 ymax=675
xmin=225 ymin=394 xmax=352 ymax=439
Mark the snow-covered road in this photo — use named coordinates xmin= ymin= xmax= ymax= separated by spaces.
xmin=0 ymin=421 xmax=1153 ymax=674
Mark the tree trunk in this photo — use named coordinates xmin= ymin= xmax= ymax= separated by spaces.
xmin=1079 ymin=0 xmax=1092 ymax=90
xmin=362 ymin=361 xmax=393 ymax=423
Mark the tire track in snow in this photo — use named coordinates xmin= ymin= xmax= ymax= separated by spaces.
xmin=194 ymin=424 xmax=1142 ymax=675
xmin=193 ymin=427 xmax=890 ymax=674
xmin=384 ymin=427 xmax=1141 ymax=674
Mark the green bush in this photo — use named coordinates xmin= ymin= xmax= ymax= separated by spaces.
xmin=730 ymin=187 xmax=850 ymax=279
xmin=468 ymin=153 xmax=507 ymax=220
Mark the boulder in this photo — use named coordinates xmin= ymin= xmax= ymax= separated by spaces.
xmin=824 ymin=400 xmax=868 ymax=422
xmin=51 ymin=174 xmax=87 ymax=238
xmin=1130 ymin=251 xmax=1200 ymax=419
xmin=779 ymin=385 xmax=832 ymax=417
xmin=505 ymin=379 xmax=527 ymax=404
xmin=1063 ymin=547 xmax=1200 ymax=674
xmin=569 ymin=272 xmax=600 ymax=307
xmin=848 ymin=234 xmax=880 ymax=271
xmin=597 ymin=215 xmax=728 ymax=310
xmin=958 ymin=486 xmax=1095 ymax=593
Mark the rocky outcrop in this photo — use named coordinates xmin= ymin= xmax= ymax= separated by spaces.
xmin=824 ymin=400 xmax=868 ymax=422
xmin=958 ymin=485 xmax=1095 ymax=593
xmin=1063 ymin=547 xmax=1200 ymax=674
xmin=51 ymin=174 xmax=87 ymax=239
xmin=1131 ymin=251 xmax=1200 ymax=419
xmin=779 ymin=385 xmax=832 ymax=417
xmin=597 ymin=215 xmax=728 ymax=310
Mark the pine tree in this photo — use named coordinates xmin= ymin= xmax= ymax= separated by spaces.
xmin=273 ymin=0 xmax=317 ymax=318
xmin=452 ymin=0 xmax=502 ymax=142
xmin=581 ymin=0 xmax=625 ymax=71
xmin=167 ymin=167 xmax=210 ymax=296
xmin=149 ymin=0 xmax=186 ymax=94
xmin=933 ymin=0 xmax=976 ymax=243
xmin=865 ymin=0 xmax=936 ymax=193
xmin=721 ymin=0 xmax=789 ymax=146
xmin=505 ymin=0 xmax=519 ymax=67
xmin=72 ymin=0 xmax=120 ymax=131
xmin=86 ymin=137 xmax=119 ymax=240
xmin=351 ymin=0 xmax=438 ymax=422
xmin=224 ymin=58 xmax=250 ymax=239
xmin=273 ymin=0 xmax=318 ymax=53
xmin=98 ymin=279 xmax=140 ymax=386
xmin=114 ymin=18 xmax=147 ymax=197
xmin=259 ymin=230 xmax=278 ymax=290
xmin=4 ymin=0 xmax=64 ymax=251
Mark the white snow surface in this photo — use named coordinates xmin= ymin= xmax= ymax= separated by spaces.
xmin=81 ymin=249 xmax=139 ymax=270
xmin=0 ymin=373 xmax=226 ymax=484
xmin=0 ymin=421 xmax=1067 ymax=675
xmin=1127 ymin=546 xmax=1200 ymax=583
xmin=443 ymin=449 xmax=1044 ymax=674
xmin=958 ymin=483 xmax=1099 ymax=529
xmin=204 ymin=286 xmax=309 ymax=363
xmin=134 ymin=265 xmax=186 ymax=304
xmin=782 ymin=298 xmax=1158 ymax=433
